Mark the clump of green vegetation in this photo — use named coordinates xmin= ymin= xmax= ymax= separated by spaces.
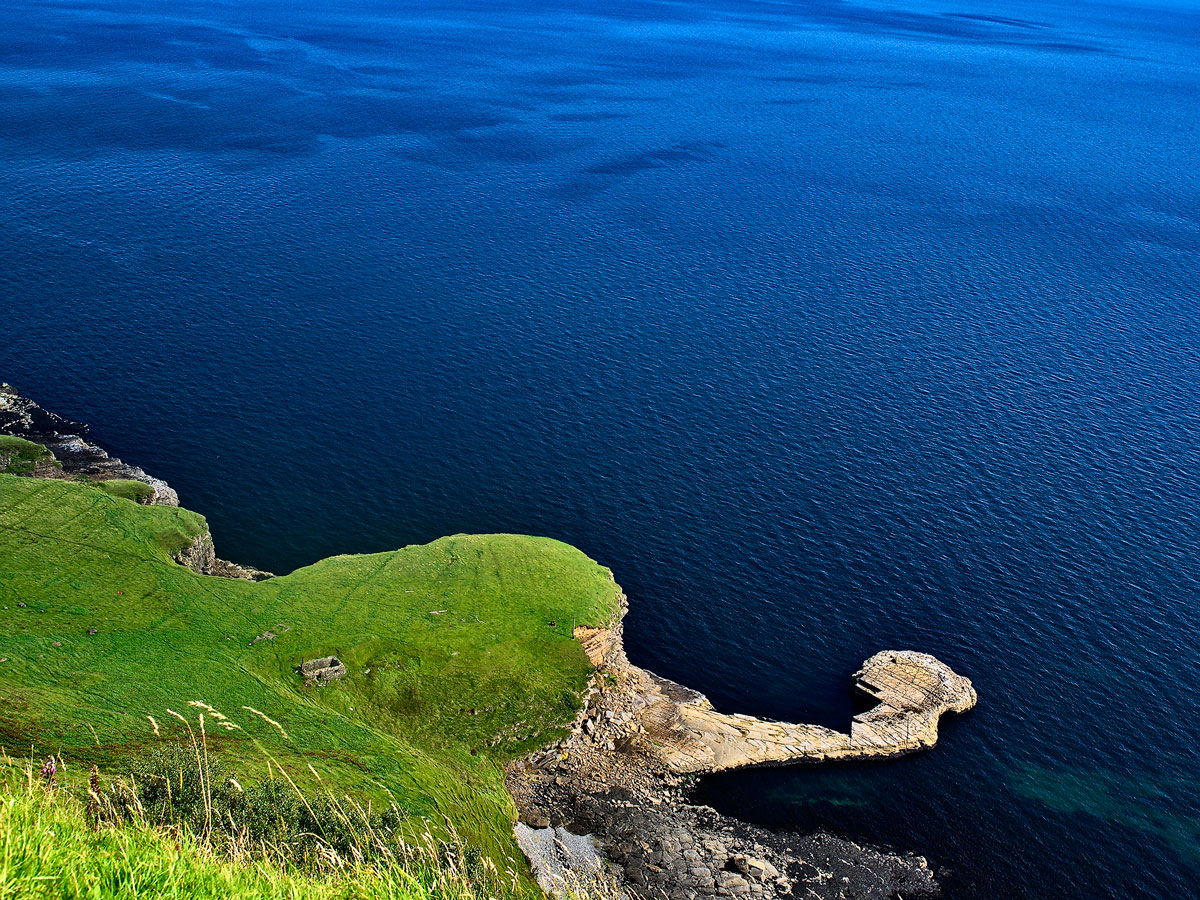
xmin=109 ymin=741 xmax=415 ymax=864
xmin=0 ymin=435 xmax=59 ymax=475
xmin=0 ymin=747 xmax=533 ymax=900
xmin=96 ymin=478 xmax=156 ymax=503
xmin=0 ymin=473 xmax=623 ymax=878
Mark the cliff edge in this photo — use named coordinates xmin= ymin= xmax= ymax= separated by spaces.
xmin=0 ymin=383 xmax=271 ymax=580
xmin=0 ymin=383 xmax=179 ymax=505
xmin=509 ymin=602 xmax=976 ymax=900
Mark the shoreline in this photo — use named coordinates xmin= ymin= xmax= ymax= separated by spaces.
xmin=1 ymin=383 xmax=975 ymax=900
xmin=0 ymin=383 xmax=272 ymax=581
xmin=508 ymin=602 xmax=973 ymax=900
xmin=0 ymin=383 xmax=179 ymax=506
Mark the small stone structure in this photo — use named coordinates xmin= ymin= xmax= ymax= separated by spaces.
xmin=298 ymin=656 xmax=347 ymax=684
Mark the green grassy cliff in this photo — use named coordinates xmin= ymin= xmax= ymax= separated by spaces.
xmin=0 ymin=471 xmax=623 ymax=874
xmin=0 ymin=435 xmax=60 ymax=475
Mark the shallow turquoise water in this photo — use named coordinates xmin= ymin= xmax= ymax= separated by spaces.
xmin=2 ymin=0 xmax=1199 ymax=896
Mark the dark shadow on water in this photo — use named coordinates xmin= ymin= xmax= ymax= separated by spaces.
xmin=547 ymin=139 xmax=723 ymax=198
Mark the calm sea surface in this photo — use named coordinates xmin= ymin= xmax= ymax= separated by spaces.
xmin=3 ymin=0 xmax=1199 ymax=896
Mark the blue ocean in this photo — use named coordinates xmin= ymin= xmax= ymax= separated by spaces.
xmin=3 ymin=0 xmax=1199 ymax=896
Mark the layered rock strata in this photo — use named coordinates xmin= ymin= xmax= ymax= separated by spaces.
xmin=664 ymin=651 xmax=976 ymax=772
xmin=0 ymin=383 xmax=178 ymax=505
xmin=508 ymin=605 xmax=975 ymax=900
xmin=172 ymin=532 xmax=273 ymax=581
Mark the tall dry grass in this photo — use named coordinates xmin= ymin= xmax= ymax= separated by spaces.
xmin=0 ymin=703 xmax=529 ymax=900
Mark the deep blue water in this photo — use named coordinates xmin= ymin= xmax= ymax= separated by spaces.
xmin=3 ymin=0 xmax=1199 ymax=896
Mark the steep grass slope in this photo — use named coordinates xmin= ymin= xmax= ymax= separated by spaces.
xmin=0 ymin=473 xmax=623 ymax=870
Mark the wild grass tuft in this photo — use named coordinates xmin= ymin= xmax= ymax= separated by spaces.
xmin=0 ymin=709 xmax=534 ymax=900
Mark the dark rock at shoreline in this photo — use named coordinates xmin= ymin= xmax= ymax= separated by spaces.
xmin=0 ymin=383 xmax=179 ymax=505
xmin=510 ymin=732 xmax=939 ymax=900
xmin=508 ymin=610 xmax=945 ymax=900
xmin=1 ymin=383 xmax=272 ymax=581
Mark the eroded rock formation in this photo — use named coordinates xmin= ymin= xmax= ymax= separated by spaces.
xmin=509 ymin=605 xmax=975 ymax=900
xmin=564 ymin=621 xmax=974 ymax=776
xmin=173 ymin=532 xmax=273 ymax=581
xmin=0 ymin=383 xmax=179 ymax=505
xmin=661 ymin=650 xmax=976 ymax=772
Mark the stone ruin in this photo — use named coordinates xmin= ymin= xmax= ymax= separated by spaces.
xmin=298 ymin=656 xmax=347 ymax=684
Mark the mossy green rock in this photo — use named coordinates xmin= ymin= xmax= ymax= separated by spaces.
xmin=0 ymin=435 xmax=59 ymax=475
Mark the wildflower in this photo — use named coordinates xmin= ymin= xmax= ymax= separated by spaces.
xmin=41 ymin=755 xmax=57 ymax=789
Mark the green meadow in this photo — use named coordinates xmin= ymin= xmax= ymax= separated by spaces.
xmin=0 ymin=769 xmax=479 ymax=900
xmin=0 ymin=471 xmax=623 ymax=874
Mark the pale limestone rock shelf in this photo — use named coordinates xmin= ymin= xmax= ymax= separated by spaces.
xmin=510 ymin=619 xmax=972 ymax=900
xmin=572 ymin=615 xmax=976 ymax=776
xmin=665 ymin=650 xmax=976 ymax=773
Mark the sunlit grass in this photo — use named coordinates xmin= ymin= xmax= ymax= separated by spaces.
xmin=0 ymin=472 xmax=623 ymax=880
xmin=0 ymin=742 xmax=520 ymax=900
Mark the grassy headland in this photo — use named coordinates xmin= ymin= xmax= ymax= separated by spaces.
xmin=0 ymin=471 xmax=623 ymax=880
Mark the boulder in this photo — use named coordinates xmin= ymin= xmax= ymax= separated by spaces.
xmin=514 ymin=823 xmax=607 ymax=899
xmin=731 ymin=855 xmax=781 ymax=881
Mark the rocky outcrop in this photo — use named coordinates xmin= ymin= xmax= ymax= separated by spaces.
xmin=660 ymin=651 xmax=976 ymax=773
xmin=173 ymin=533 xmax=273 ymax=581
xmin=849 ymin=651 xmax=977 ymax=752
xmin=0 ymin=383 xmax=178 ymax=505
xmin=559 ymin=623 xmax=974 ymax=776
xmin=2 ymin=385 xmax=272 ymax=581
xmin=509 ymin=604 xmax=974 ymax=900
